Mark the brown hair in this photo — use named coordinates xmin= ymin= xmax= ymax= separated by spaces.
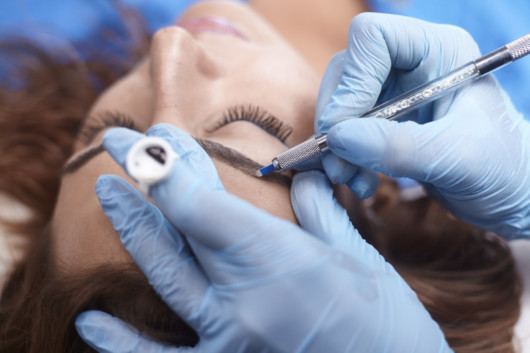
xmin=356 ymin=177 xmax=521 ymax=352
xmin=0 ymin=4 xmax=522 ymax=352
xmin=0 ymin=228 xmax=197 ymax=352
xmin=0 ymin=1 xmax=148 ymax=236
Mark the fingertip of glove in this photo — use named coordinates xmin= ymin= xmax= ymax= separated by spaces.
xmin=102 ymin=127 xmax=123 ymax=144
xmin=291 ymin=171 xmax=330 ymax=225
xmin=316 ymin=117 xmax=331 ymax=134
xmin=102 ymin=127 xmax=140 ymax=147
xmin=346 ymin=170 xmax=379 ymax=199
xmin=95 ymin=175 xmax=123 ymax=198
xmin=146 ymin=124 xmax=198 ymax=151
xmin=326 ymin=125 xmax=346 ymax=152
xmin=95 ymin=175 xmax=117 ymax=201
xmin=146 ymin=124 xmax=212 ymax=166
xmin=292 ymin=170 xmax=325 ymax=198
xmin=76 ymin=310 xmax=136 ymax=352
xmin=329 ymin=50 xmax=346 ymax=64
xmin=76 ymin=310 xmax=105 ymax=329
xmin=102 ymin=128 xmax=144 ymax=167
xmin=322 ymin=153 xmax=357 ymax=184
xmin=350 ymin=182 xmax=375 ymax=199
xmin=292 ymin=170 xmax=333 ymax=204
xmin=95 ymin=175 xmax=141 ymax=208
xmin=292 ymin=170 xmax=328 ymax=186
xmin=75 ymin=310 xmax=114 ymax=342
xmin=146 ymin=123 xmax=181 ymax=138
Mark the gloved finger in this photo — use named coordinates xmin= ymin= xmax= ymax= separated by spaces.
xmin=321 ymin=152 xmax=358 ymax=184
xmin=326 ymin=117 xmax=438 ymax=181
xmin=318 ymin=13 xmax=480 ymax=132
xmin=146 ymin=123 xmax=223 ymax=190
xmin=101 ymin=127 xmax=144 ymax=166
xmin=102 ymin=124 xmax=222 ymax=191
xmin=95 ymin=174 xmax=211 ymax=328
xmin=75 ymin=310 xmax=184 ymax=353
xmin=147 ymin=155 xmax=324 ymax=286
xmin=345 ymin=167 xmax=379 ymax=199
xmin=321 ymin=153 xmax=378 ymax=199
xmin=290 ymin=170 xmax=361 ymax=251
xmin=314 ymin=51 xmax=345 ymax=132
xmin=290 ymin=171 xmax=393 ymax=274
xmin=315 ymin=50 xmax=375 ymax=196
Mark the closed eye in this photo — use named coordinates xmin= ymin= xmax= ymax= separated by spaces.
xmin=76 ymin=111 xmax=140 ymax=146
xmin=209 ymin=105 xmax=293 ymax=143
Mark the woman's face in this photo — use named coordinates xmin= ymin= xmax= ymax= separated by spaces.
xmin=50 ymin=1 xmax=320 ymax=270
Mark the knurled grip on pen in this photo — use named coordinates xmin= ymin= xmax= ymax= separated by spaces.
xmin=274 ymin=134 xmax=327 ymax=171
xmin=506 ymin=34 xmax=530 ymax=60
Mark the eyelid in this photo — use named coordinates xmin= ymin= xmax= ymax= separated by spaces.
xmin=77 ymin=111 xmax=140 ymax=146
xmin=210 ymin=105 xmax=293 ymax=143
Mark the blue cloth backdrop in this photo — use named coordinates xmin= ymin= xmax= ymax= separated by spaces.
xmin=0 ymin=0 xmax=528 ymax=117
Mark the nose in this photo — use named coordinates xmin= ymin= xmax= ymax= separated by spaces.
xmin=149 ymin=26 xmax=222 ymax=120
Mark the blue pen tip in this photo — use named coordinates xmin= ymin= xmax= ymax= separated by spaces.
xmin=255 ymin=163 xmax=276 ymax=177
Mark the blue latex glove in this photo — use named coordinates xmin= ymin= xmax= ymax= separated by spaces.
xmin=75 ymin=124 xmax=452 ymax=352
xmin=317 ymin=13 xmax=530 ymax=240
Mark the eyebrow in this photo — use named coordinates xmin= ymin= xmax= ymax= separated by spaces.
xmin=60 ymin=138 xmax=292 ymax=187
xmin=61 ymin=145 xmax=106 ymax=175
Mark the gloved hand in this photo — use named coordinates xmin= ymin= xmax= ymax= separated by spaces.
xmin=75 ymin=124 xmax=452 ymax=353
xmin=317 ymin=13 xmax=530 ymax=240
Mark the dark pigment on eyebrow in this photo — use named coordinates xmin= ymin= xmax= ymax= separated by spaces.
xmin=60 ymin=137 xmax=292 ymax=188
xmin=195 ymin=138 xmax=292 ymax=187
xmin=60 ymin=144 xmax=105 ymax=175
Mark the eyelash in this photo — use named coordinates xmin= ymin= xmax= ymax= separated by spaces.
xmin=77 ymin=111 xmax=138 ymax=145
xmin=77 ymin=105 xmax=292 ymax=145
xmin=213 ymin=105 xmax=293 ymax=143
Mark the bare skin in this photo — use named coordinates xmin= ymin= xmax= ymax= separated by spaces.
xmin=250 ymin=0 xmax=371 ymax=75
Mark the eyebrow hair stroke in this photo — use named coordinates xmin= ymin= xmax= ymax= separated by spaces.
xmin=61 ymin=138 xmax=292 ymax=187
xmin=194 ymin=138 xmax=292 ymax=186
xmin=61 ymin=145 xmax=105 ymax=175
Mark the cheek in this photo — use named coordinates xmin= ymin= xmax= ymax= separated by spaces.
xmin=213 ymin=161 xmax=297 ymax=224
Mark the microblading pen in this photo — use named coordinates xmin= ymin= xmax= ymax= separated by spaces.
xmin=256 ymin=33 xmax=530 ymax=177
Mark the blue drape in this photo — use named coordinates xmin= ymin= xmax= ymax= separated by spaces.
xmin=0 ymin=0 xmax=528 ymax=117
